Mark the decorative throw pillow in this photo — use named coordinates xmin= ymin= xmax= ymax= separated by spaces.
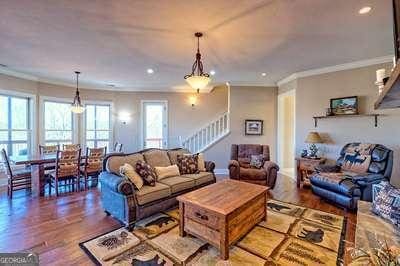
xmin=372 ymin=182 xmax=400 ymax=228
xmin=154 ymin=164 xmax=180 ymax=180
xmin=250 ymin=154 xmax=265 ymax=169
xmin=120 ymin=163 xmax=143 ymax=190
xmin=135 ymin=160 xmax=156 ymax=186
xmin=341 ymin=152 xmax=371 ymax=173
xmin=184 ymin=153 xmax=206 ymax=172
xmin=177 ymin=154 xmax=199 ymax=174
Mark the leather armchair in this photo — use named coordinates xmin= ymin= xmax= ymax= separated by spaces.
xmin=310 ymin=143 xmax=393 ymax=210
xmin=228 ymin=144 xmax=279 ymax=189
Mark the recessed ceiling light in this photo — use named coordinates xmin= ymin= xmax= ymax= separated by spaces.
xmin=359 ymin=6 xmax=372 ymax=14
xmin=147 ymin=68 xmax=154 ymax=74
xmin=210 ymin=70 xmax=216 ymax=76
xmin=261 ymin=72 xmax=267 ymax=77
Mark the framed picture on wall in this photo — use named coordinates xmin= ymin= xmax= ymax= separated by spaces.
xmin=245 ymin=120 xmax=263 ymax=135
xmin=330 ymin=96 xmax=358 ymax=115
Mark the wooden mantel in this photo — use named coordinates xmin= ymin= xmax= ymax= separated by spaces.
xmin=375 ymin=63 xmax=400 ymax=109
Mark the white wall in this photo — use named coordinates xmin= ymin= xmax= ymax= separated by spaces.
xmin=205 ymin=85 xmax=278 ymax=169
xmin=281 ymin=63 xmax=400 ymax=187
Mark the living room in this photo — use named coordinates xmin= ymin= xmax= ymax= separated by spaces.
xmin=0 ymin=1 xmax=399 ymax=265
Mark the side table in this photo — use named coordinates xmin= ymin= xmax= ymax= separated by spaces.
xmin=295 ymin=157 xmax=326 ymax=188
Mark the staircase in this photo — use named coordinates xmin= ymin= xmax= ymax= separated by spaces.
xmin=182 ymin=111 xmax=230 ymax=153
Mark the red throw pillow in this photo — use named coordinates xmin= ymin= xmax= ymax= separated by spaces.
xmin=177 ymin=154 xmax=199 ymax=174
xmin=135 ymin=160 xmax=156 ymax=186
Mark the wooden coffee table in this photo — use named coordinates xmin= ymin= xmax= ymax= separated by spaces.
xmin=177 ymin=179 xmax=268 ymax=260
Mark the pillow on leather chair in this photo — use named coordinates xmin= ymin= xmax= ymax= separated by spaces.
xmin=250 ymin=154 xmax=265 ymax=169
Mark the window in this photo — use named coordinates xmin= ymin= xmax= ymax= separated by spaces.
xmin=44 ymin=100 xmax=73 ymax=146
xmin=85 ymin=104 xmax=111 ymax=149
xmin=142 ymin=101 xmax=168 ymax=149
xmin=0 ymin=95 xmax=31 ymax=156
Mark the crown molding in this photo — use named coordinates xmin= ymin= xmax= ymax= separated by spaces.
xmin=0 ymin=67 xmax=38 ymax=81
xmin=1 ymin=55 xmax=394 ymax=92
xmin=228 ymin=81 xmax=277 ymax=87
xmin=277 ymin=55 xmax=394 ymax=87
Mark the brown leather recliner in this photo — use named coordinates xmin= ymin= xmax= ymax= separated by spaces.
xmin=228 ymin=144 xmax=279 ymax=189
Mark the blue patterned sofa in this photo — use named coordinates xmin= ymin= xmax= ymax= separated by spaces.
xmin=309 ymin=143 xmax=393 ymax=210
xmin=99 ymin=148 xmax=216 ymax=229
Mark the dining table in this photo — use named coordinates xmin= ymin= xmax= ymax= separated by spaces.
xmin=9 ymin=152 xmax=121 ymax=198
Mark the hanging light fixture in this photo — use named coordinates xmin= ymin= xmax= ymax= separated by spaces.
xmin=184 ymin=32 xmax=211 ymax=93
xmin=71 ymin=71 xmax=85 ymax=114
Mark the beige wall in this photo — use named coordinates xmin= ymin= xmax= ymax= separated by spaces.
xmin=205 ymin=86 xmax=278 ymax=169
xmin=0 ymin=74 xmax=228 ymax=154
xmin=283 ymin=63 xmax=400 ymax=186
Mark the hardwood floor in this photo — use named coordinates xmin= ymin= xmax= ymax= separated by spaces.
xmin=0 ymin=174 xmax=356 ymax=265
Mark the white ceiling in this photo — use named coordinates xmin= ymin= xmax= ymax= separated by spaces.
xmin=0 ymin=0 xmax=394 ymax=91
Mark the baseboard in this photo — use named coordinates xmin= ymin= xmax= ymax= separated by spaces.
xmin=214 ymin=168 xmax=229 ymax=176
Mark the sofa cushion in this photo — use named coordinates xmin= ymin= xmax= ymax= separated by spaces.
xmin=177 ymin=154 xmax=199 ymax=174
xmin=158 ymin=176 xmax=195 ymax=194
xmin=182 ymin=172 xmax=214 ymax=185
xmin=154 ymin=164 xmax=180 ymax=181
xmin=135 ymin=160 xmax=156 ymax=186
xmin=119 ymin=163 xmax=143 ymax=190
xmin=143 ymin=150 xmax=171 ymax=168
xmin=167 ymin=149 xmax=189 ymax=165
xmin=310 ymin=173 xmax=361 ymax=197
xmin=239 ymin=167 xmax=266 ymax=180
xmin=135 ymin=182 xmax=171 ymax=205
xmin=106 ymin=153 xmax=144 ymax=174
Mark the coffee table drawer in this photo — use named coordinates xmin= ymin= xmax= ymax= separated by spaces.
xmin=185 ymin=205 xmax=220 ymax=229
xmin=184 ymin=217 xmax=220 ymax=247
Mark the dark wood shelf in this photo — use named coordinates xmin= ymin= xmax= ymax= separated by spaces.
xmin=375 ymin=63 xmax=400 ymax=109
xmin=313 ymin=114 xmax=382 ymax=127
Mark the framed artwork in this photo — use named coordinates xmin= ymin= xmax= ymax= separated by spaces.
xmin=245 ymin=120 xmax=263 ymax=135
xmin=330 ymin=96 xmax=358 ymax=115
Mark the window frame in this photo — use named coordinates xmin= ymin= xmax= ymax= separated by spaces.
xmin=81 ymin=100 xmax=113 ymax=150
xmin=0 ymin=89 xmax=36 ymax=156
xmin=39 ymin=96 xmax=78 ymax=146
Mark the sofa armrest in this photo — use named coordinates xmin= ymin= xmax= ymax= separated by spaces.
xmin=263 ymin=161 xmax=279 ymax=173
xmin=263 ymin=161 xmax=279 ymax=189
xmin=205 ymin=161 xmax=215 ymax=173
xmin=99 ymin=172 xmax=135 ymax=196
xmin=228 ymin=160 xmax=240 ymax=179
xmin=315 ymin=164 xmax=341 ymax=173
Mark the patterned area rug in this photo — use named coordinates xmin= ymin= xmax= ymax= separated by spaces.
xmin=80 ymin=199 xmax=346 ymax=265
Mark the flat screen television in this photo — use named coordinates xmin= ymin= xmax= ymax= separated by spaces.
xmin=394 ymin=0 xmax=400 ymax=60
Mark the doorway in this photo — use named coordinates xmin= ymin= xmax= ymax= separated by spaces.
xmin=277 ymin=90 xmax=296 ymax=179
xmin=141 ymin=100 xmax=168 ymax=149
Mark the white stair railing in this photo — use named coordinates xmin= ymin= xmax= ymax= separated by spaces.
xmin=182 ymin=111 xmax=230 ymax=153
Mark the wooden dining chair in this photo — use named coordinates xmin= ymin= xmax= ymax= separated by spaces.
xmin=48 ymin=149 xmax=81 ymax=196
xmin=114 ymin=142 xmax=123 ymax=152
xmin=81 ymin=147 xmax=106 ymax=190
xmin=1 ymin=149 xmax=31 ymax=198
xmin=39 ymin=144 xmax=59 ymax=170
xmin=63 ymin=144 xmax=80 ymax=151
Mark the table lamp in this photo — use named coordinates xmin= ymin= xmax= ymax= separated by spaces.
xmin=305 ymin=132 xmax=323 ymax=158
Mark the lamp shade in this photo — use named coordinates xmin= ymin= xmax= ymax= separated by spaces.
xmin=185 ymin=75 xmax=211 ymax=91
xmin=305 ymin=132 xmax=323 ymax=143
